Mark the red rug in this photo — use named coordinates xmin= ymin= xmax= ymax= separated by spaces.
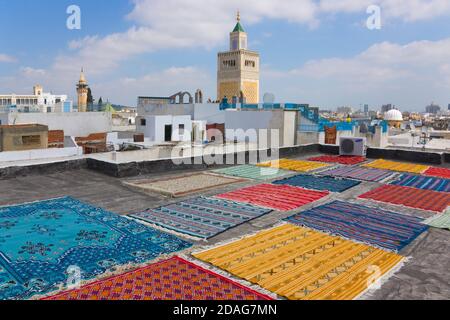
xmin=215 ymin=184 xmax=329 ymax=211
xmin=359 ymin=185 xmax=450 ymax=213
xmin=42 ymin=257 xmax=272 ymax=300
xmin=308 ymin=155 xmax=366 ymax=165
xmin=424 ymin=167 xmax=450 ymax=179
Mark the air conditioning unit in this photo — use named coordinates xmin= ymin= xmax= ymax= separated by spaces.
xmin=339 ymin=137 xmax=367 ymax=156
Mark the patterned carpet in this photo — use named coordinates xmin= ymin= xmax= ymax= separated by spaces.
xmin=0 ymin=197 xmax=191 ymax=300
xmin=257 ymin=159 xmax=330 ymax=172
xmin=308 ymin=155 xmax=367 ymax=165
xmin=425 ymin=212 xmax=450 ymax=230
xmin=359 ymin=185 xmax=450 ymax=213
xmin=424 ymin=167 xmax=450 ymax=179
xmin=131 ymin=197 xmax=272 ymax=239
xmin=273 ymin=174 xmax=360 ymax=193
xmin=215 ymin=184 xmax=329 ymax=211
xmin=390 ymin=174 xmax=450 ymax=192
xmin=194 ymin=224 xmax=404 ymax=300
xmin=213 ymin=165 xmax=294 ymax=180
xmin=363 ymin=159 xmax=429 ymax=174
xmin=43 ymin=256 xmax=272 ymax=300
xmin=317 ymin=166 xmax=395 ymax=182
xmin=285 ymin=201 xmax=428 ymax=251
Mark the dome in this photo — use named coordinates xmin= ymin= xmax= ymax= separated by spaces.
xmin=384 ymin=109 xmax=403 ymax=121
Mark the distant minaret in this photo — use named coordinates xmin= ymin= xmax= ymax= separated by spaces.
xmin=217 ymin=11 xmax=260 ymax=103
xmin=76 ymin=68 xmax=89 ymax=112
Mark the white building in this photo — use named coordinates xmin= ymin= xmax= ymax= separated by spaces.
xmin=136 ymin=115 xmax=192 ymax=143
xmin=0 ymin=85 xmax=71 ymax=113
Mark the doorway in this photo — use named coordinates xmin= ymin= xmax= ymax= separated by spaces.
xmin=164 ymin=125 xmax=172 ymax=142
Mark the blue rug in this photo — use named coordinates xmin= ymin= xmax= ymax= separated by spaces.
xmin=0 ymin=197 xmax=191 ymax=300
xmin=285 ymin=201 xmax=428 ymax=252
xmin=131 ymin=197 xmax=272 ymax=239
xmin=273 ymin=174 xmax=360 ymax=193
xmin=390 ymin=174 xmax=450 ymax=192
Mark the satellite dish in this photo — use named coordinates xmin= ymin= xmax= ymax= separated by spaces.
xmin=263 ymin=93 xmax=275 ymax=104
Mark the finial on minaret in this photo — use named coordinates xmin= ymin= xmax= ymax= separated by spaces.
xmin=237 ymin=10 xmax=240 ymax=22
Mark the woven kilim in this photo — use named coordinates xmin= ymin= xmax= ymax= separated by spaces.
xmin=0 ymin=197 xmax=191 ymax=300
xmin=425 ymin=212 xmax=450 ymax=230
xmin=390 ymin=174 xmax=450 ymax=193
xmin=308 ymin=155 xmax=367 ymax=165
xmin=317 ymin=166 xmax=395 ymax=182
xmin=213 ymin=165 xmax=294 ymax=180
xmin=215 ymin=184 xmax=329 ymax=211
xmin=359 ymin=185 xmax=450 ymax=213
xmin=424 ymin=167 xmax=450 ymax=179
xmin=273 ymin=174 xmax=360 ymax=193
xmin=194 ymin=224 xmax=404 ymax=300
xmin=43 ymin=257 xmax=272 ymax=300
xmin=131 ymin=197 xmax=272 ymax=239
xmin=285 ymin=201 xmax=427 ymax=251
xmin=257 ymin=159 xmax=330 ymax=172
xmin=363 ymin=159 xmax=429 ymax=174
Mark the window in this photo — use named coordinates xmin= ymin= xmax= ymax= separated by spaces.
xmin=245 ymin=60 xmax=256 ymax=68
xmin=179 ymin=124 xmax=185 ymax=135
xmin=22 ymin=135 xmax=41 ymax=146
xmin=140 ymin=118 xmax=146 ymax=126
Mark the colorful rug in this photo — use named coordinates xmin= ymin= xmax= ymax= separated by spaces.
xmin=43 ymin=256 xmax=272 ymax=300
xmin=257 ymin=159 xmax=330 ymax=172
xmin=0 ymin=197 xmax=191 ymax=300
xmin=130 ymin=197 xmax=272 ymax=239
xmin=285 ymin=201 xmax=427 ymax=251
xmin=215 ymin=184 xmax=329 ymax=211
xmin=390 ymin=174 xmax=450 ymax=193
xmin=308 ymin=155 xmax=367 ymax=165
xmin=317 ymin=166 xmax=395 ymax=182
xmin=363 ymin=159 xmax=429 ymax=174
xmin=273 ymin=174 xmax=360 ymax=193
xmin=424 ymin=167 xmax=450 ymax=179
xmin=359 ymin=185 xmax=450 ymax=213
xmin=425 ymin=212 xmax=450 ymax=230
xmin=123 ymin=173 xmax=245 ymax=197
xmin=194 ymin=224 xmax=404 ymax=300
xmin=213 ymin=165 xmax=294 ymax=181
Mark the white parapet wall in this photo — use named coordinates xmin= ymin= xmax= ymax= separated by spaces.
xmin=0 ymin=146 xmax=83 ymax=163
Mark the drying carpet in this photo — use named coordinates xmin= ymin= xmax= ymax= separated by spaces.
xmin=215 ymin=184 xmax=329 ymax=211
xmin=273 ymin=174 xmax=360 ymax=193
xmin=359 ymin=185 xmax=450 ymax=213
xmin=363 ymin=159 xmax=429 ymax=174
xmin=425 ymin=212 xmax=450 ymax=230
xmin=308 ymin=155 xmax=367 ymax=165
xmin=0 ymin=197 xmax=191 ymax=300
xmin=213 ymin=165 xmax=294 ymax=180
xmin=285 ymin=201 xmax=427 ymax=251
xmin=257 ymin=159 xmax=330 ymax=172
xmin=131 ymin=197 xmax=272 ymax=239
xmin=424 ymin=167 xmax=450 ymax=179
xmin=194 ymin=224 xmax=404 ymax=300
xmin=42 ymin=256 xmax=272 ymax=300
xmin=390 ymin=174 xmax=450 ymax=193
xmin=317 ymin=166 xmax=395 ymax=183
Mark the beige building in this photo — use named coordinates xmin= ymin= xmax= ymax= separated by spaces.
xmin=77 ymin=69 xmax=89 ymax=112
xmin=0 ymin=124 xmax=48 ymax=152
xmin=217 ymin=12 xmax=260 ymax=104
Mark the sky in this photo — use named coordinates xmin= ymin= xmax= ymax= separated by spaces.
xmin=1 ymin=0 xmax=450 ymax=111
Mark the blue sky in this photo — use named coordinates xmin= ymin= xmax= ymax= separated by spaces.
xmin=1 ymin=0 xmax=450 ymax=111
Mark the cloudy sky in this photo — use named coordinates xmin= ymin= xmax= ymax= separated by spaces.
xmin=1 ymin=0 xmax=450 ymax=111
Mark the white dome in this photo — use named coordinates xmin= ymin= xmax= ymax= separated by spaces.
xmin=384 ymin=109 xmax=403 ymax=121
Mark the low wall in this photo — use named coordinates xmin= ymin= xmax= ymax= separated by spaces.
xmin=0 ymin=159 xmax=87 ymax=179
xmin=0 ymin=147 xmax=83 ymax=163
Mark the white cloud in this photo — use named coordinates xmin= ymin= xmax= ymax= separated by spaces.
xmin=0 ymin=54 xmax=16 ymax=63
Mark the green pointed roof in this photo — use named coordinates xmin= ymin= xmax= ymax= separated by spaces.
xmin=233 ymin=21 xmax=245 ymax=32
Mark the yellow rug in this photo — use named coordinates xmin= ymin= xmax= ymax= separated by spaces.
xmin=257 ymin=159 xmax=330 ymax=172
xmin=363 ymin=159 xmax=429 ymax=174
xmin=194 ymin=224 xmax=404 ymax=300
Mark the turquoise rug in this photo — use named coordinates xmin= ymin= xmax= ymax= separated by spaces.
xmin=213 ymin=165 xmax=294 ymax=180
xmin=426 ymin=213 xmax=450 ymax=230
xmin=0 ymin=197 xmax=191 ymax=300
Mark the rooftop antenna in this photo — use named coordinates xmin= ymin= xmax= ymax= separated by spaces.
xmin=237 ymin=10 xmax=240 ymax=22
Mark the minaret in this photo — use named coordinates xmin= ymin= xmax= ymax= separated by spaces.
xmin=217 ymin=11 xmax=260 ymax=103
xmin=76 ymin=68 xmax=89 ymax=112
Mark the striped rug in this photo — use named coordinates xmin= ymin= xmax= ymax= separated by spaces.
xmin=424 ymin=167 xmax=450 ymax=179
xmin=359 ymin=185 xmax=450 ymax=213
xmin=194 ymin=224 xmax=404 ymax=300
xmin=257 ymin=159 xmax=330 ymax=172
xmin=273 ymin=174 xmax=360 ymax=193
xmin=213 ymin=165 xmax=294 ymax=180
xmin=318 ymin=166 xmax=395 ymax=182
xmin=215 ymin=184 xmax=329 ymax=211
xmin=390 ymin=174 xmax=450 ymax=192
xmin=131 ymin=197 xmax=272 ymax=239
xmin=425 ymin=212 xmax=450 ymax=230
xmin=363 ymin=159 xmax=429 ymax=174
xmin=285 ymin=201 xmax=427 ymax=251
xmin=308 ymin=155 xmax=367 ymax=165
